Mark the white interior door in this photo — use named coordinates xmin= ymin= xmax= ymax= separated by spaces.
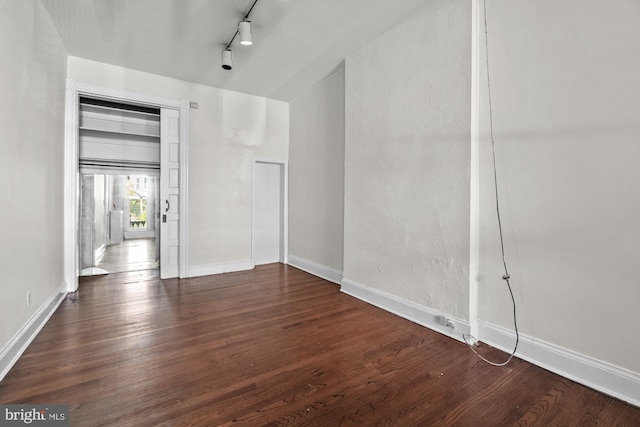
xmin=253 ymin=162 xmax=285 ymax=265
xmin=160 ymin=108 xmax=180 ymax=278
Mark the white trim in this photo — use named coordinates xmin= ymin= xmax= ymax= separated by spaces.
xmin=468 ymin=0 xmax=481 ymax=342
xmin=287 ymin=255 xmax=342 ymax=285
xmin=340 ymin=277 xmax=470 ymax=343
xmin=282 ymin=161 xmax=288 ymax=265
xmin=478 ymin=320 xmax=640 ymax=407
xmin=187 ymin=260 xmax=254 ymax=278
xmin=178 ymin=99 xmax=190 ymax=279
xmin=251 ymin=158 xmax=289 ymax=266
xmin=64 ymin=83 xmax=80 ymax=292
xmin=123 ymin=230 xmax=155 ymax=240
xmin=0 ymin=282 xmax=67 ymax=382
xmin=64 ymin=79 xmax=190 ymax=291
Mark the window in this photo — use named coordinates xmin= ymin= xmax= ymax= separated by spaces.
xmin=127 ymin=176 xmax=148 ymax=229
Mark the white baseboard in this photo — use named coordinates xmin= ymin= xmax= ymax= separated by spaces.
xmin=338 ymin=277 xmax=640 ymax=407
xmin=478 ymin=320 xmax=640 ymax=407
xmin=187 ymin=260 xmax=254 ymax=278
xmin=124 ymin=231 xmax=155 ymax=240
xmin=287 ymin=255 xmax=343 ymax=285
xmin=340 ymin=277 xmax=470 ymax=342
xmin=0 ymin=281 xmax=67 ymax=382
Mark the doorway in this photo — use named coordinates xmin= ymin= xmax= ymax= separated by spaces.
xmin=79 ymin=173 xmax=160 ymax=275
xmin=64 ymin=83 xmax=189 ymax=292
xmin=252 ymin=160 xmax=288 ymax=265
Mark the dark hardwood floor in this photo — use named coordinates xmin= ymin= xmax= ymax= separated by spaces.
xmin=1 ymin=264 xmax=638 ymax=426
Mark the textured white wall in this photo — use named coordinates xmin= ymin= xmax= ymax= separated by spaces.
xmin=289 ymin=69 xmax=345 ymax=271
xmin=344 ymin=0 xmax=471 ymax=318
xmin=67 ymin=57 xmax=289 ymax=269
xmin=0 ymin=1 xmax=67 ymax=348
xmin=478 ymin=0 xmax=640 ymax=373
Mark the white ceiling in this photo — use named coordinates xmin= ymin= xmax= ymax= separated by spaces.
xmin=41 ymin=0 xmax=430 ymax=101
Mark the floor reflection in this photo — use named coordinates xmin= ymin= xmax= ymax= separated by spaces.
xmin=95 ymin=238 xmax=159 ymax=274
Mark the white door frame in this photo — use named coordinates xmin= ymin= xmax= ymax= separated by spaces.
xmin=64 ymin=80 xmax=190 ymax=292
xmin=251 ymin=158 xmax=288 ymax=266
xmin=468 ymin=0 xmax=481 ymax=342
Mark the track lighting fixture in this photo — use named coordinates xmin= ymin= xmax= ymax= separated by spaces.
xmin=221 ymin=49 xmax=232 ymax=70
xmin=239 ymin=21 xmax=252 ymax=46
xmin=220 ymin=0 xmax=259 ymax=70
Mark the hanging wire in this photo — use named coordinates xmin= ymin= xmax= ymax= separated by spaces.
xmin=462 ymin=0 xmax=519 ymax=367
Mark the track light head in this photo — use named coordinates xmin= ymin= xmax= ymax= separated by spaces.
xmin=220 ymin=0 xmax=259 ymax=70
xmin=221 ymin=49 xmax=233 ymax=70
xmin=239 ymin=21 xmax=252 ymax=46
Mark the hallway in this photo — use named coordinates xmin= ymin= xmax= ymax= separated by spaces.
xmin=95 ymin=238 xmax=158 ymax=274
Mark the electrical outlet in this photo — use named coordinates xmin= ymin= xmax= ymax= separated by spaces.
xmin=438 ymin=315 xmax=455 ymax=329
xmin=26 ymin=290 xmax=31 ymax=307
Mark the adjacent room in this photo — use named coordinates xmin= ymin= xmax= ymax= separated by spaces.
xmin=77 ymin=96 xmax=163 ymax=276
xmin=1 ymin=0 xmax=639 ymax=425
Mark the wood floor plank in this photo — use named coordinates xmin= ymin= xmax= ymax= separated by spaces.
xmin=0 ymin=263 xmax=638 ymax=426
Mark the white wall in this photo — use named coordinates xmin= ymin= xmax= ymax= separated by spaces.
xmin=66 ymin=57 xmax=289 ymax=273
xmin=288 ymin=68 xmax=345 ymax=273
xmin=478 ymin=0 xmax=640 ymax=375
xmin=343 ymin=0 xmax=471 ymax=318
xmin=93 ymin=174 xmax=106 ymax=255
xmin=0 ymin=0 xmax=67 ymax=349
